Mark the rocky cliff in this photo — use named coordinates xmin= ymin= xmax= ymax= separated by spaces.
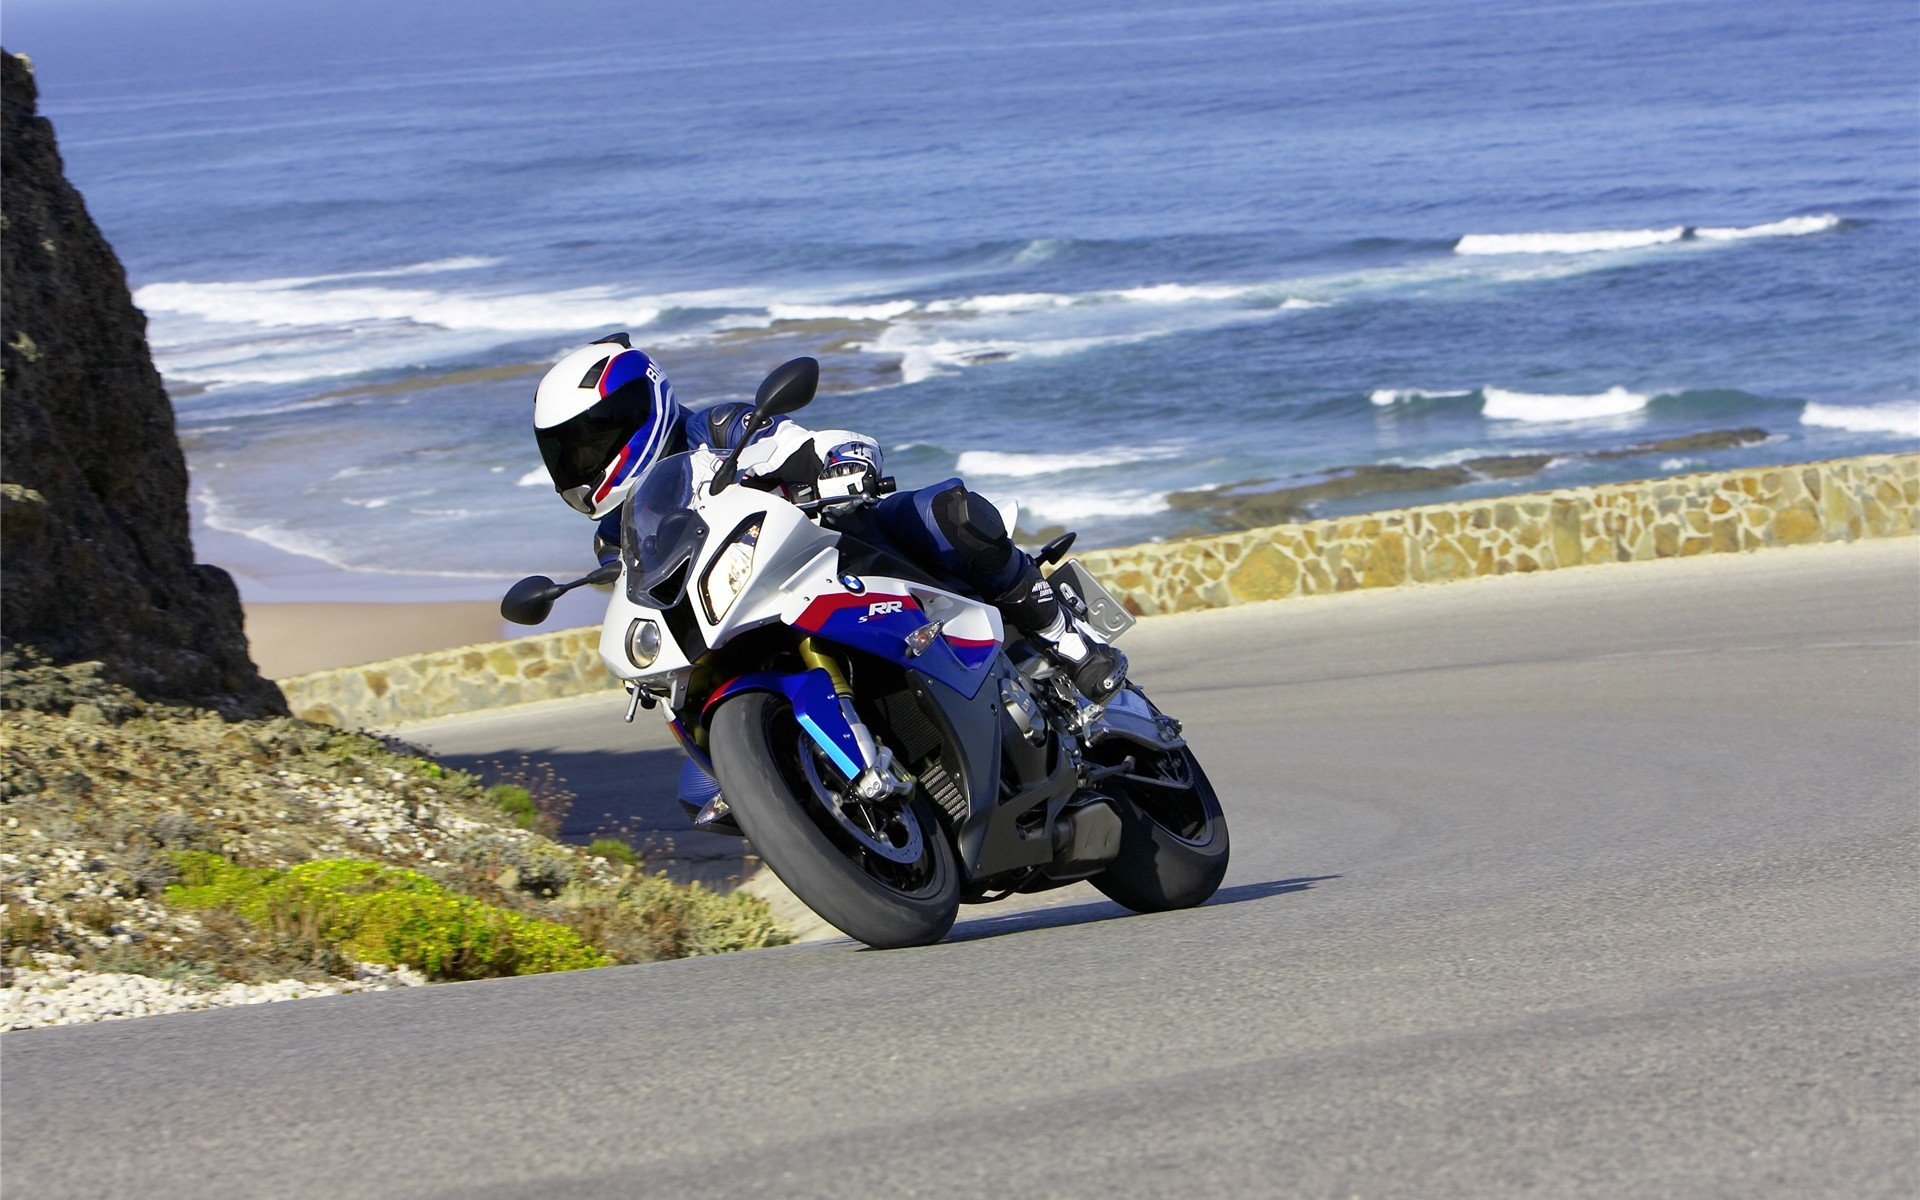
xmin=1 ymin=50 xmax=283 ymax=716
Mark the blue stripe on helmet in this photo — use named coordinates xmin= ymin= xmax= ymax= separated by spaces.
xmin=609 ymin=420 xmax=659 ymax=489
xmin=597 ymin=349 xmax=656 ymax=397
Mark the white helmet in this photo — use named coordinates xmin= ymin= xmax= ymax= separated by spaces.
xmin=533 ymin=333 xmax=682 ymax=518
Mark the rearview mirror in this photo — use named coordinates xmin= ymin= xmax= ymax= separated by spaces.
xmin=500 ymin=575 xmax=562 ymax=625
xmin=711 ymin=356 xmax=821 ymax=496
xmin=754 ymin=356 xmax=819 ymax=417
xmin=1035 ymin=531 xmax=1078 ymax=566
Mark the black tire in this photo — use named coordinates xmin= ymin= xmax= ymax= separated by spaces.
xmin=709 ymin=691 xmax=960 ymax=949
xmin=1091 ymin=745 xmax=1230 ymax=913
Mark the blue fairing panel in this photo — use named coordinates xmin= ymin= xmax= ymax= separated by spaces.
xmin=704 ymin=668 xmax=869 ymax=777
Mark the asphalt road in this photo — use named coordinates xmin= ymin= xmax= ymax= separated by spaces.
xmin=7 ymin=540 xmax=1917 ymax=1199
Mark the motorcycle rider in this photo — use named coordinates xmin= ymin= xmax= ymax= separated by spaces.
xmin=532 ymin=333 xmax=1126 ymax=701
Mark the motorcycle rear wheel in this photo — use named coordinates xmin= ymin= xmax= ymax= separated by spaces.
xmin=710 ymin=691 xmax=960 ymax=949
xmin=1090 ymin=744 xmax=1230 ymax=913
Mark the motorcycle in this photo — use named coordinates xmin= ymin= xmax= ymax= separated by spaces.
xmin=502 ymin=357 xmax=1228 ymax=948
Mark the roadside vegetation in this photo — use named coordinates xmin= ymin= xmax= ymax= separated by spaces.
xmin=0 ymin=653 xmax=788 ymax=1028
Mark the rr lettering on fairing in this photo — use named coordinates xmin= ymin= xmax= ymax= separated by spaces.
xmin=793 ymin=590 xmax=998 ymax=697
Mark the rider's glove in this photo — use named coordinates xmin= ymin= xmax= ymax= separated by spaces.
xmin=817 ymin=442 xmax=881 ymax=509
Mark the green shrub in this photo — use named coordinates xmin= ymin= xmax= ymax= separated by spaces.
xmin=556 ymin=874 xmax=790 ymax=962
xmin=586 ymin=837 xmax=636 ymax=865
xmin=477 ymin=758 xmax=573 ymax=836
xmin=486 ymin=784 xmax=538 ymax=829
xmin=165 ymin=853 xmax=610 ymax=980
xmin=167 ymin=849 xmax=277 ymax=906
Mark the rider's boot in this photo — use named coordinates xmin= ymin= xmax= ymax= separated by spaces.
xmin=994 ymin=559 xmax=1127 ymax=703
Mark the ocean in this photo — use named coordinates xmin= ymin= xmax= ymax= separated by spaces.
xmin=12 ymin=0 xmax=1918 ymax=596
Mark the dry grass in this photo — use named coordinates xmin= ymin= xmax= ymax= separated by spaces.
xmin=0 ymin=653 xmax=789 ymax=993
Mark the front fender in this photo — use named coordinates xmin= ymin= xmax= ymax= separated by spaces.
xmin=703 ymin=668 xmax=870 ymax=778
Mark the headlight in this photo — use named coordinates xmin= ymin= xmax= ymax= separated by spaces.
xmin=625 ymin=618 xmax=662 ymax=668
xmin=700 ymin=519 xmax=761 ymax=623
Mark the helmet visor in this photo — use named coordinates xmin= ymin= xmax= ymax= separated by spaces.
xmin=535 ymin=379 xmax=660 ymax=494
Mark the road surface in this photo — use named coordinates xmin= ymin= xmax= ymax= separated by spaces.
xmin=6 ymin=539 xmax=1917 ymax=1198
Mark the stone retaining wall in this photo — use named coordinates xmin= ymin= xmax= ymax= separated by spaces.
xmin=280 ymin=453 xmax=1918 ymax=728
xmin=1077 ymin=452 xmax=1918 ymax=616
xmin=282 ymin=627 xmax=605 ymax=728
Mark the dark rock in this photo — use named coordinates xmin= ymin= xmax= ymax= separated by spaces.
xmin=1164 ymin=431 xmax=1770 ymax=533
xmin=1169 ymin=461 xmax=1544 ymax=531
xmin=1590 ymin=428 xmax=1769 ymax=460
xmin=1 ymin=52 xmax=282 ymax=717
xmin=1461 ymin=453 xmax=1555 ymax=479
xmin=0 ymin=651 xmax=142 ymax=721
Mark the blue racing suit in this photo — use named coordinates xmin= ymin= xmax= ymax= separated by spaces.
xmin=593 ymin=402 xmax=1037 ymax=619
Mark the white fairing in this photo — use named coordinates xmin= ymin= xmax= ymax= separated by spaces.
xmin=597 ymin=448 xmax=1002 ymax=696
xmin=987 ymin=495 xmax=1019 ymax=536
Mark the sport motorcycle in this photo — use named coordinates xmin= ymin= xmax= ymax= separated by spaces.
xmin=502 ymin=358 xmax=1228 ymax=947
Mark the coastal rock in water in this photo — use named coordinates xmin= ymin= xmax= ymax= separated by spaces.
xmin=1170 ymin=431 xmax=1772 ymax=532
xmin=1590 ymin=428 xmax=1769 ymax=460
xmin=0 ymin=51 xmax=282 ymax=716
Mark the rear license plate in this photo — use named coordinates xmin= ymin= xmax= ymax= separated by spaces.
xmin=1050 ymin=559 xmax=1136 ymax=642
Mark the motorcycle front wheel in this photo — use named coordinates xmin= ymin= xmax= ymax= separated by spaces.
xmin=710 ymin=691 xmax=960 ymax=949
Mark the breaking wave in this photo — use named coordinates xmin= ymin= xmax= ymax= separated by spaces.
xmin=137 ymin=278 xmax=664 ymax=335
xmin=1019 ymin=490 xmax=1171 ymax=523
xmin=1800 ymin=400 xmax=1920 ymax=438
xmin=1481 ymin=386 xmax=1649 ymax=422
xmin=1011 ymin=237 xmax=1069 ymax=265
xmin=1455 ymin=213 xmax=1839 ymax=255
xmin=1370 ymin=387 xmax=1476 ymax=407
xmin=141 ymin=212 xmax=1847 ymax=396
xmin=1694 ymin=214 xmax=1843 ymax=241
xmin=954 ymin=445 xmax=1181 ymax=478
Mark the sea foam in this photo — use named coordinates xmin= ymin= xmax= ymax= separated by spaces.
xmin=761 ymin=299 xmax=919 ymax=324
xmin=920 ymin=292 xmax=1075 ymax=315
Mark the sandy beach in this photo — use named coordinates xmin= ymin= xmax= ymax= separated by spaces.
xmin=242 ymin=601 xmax=513 ymax=679
xmin=201 ymin=497 xmax=613 ymax=679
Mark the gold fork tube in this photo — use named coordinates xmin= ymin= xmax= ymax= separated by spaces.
xmin=798 ymin=637 xmax=854 ymax=699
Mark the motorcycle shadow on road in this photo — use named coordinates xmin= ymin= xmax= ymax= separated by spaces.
xmin=938 ymin=875 xmax=1340 ymax=946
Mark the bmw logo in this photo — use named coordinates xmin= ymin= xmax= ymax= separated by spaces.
xmin=839 ymin=572 xmax=866 ymax=594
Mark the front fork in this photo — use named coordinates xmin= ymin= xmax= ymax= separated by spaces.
xmin=798 ymin=637 xmax=914 ymax=801
xmin=703 ymin=640 xmax=913 ymax=805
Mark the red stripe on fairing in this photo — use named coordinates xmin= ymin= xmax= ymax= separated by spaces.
xmin=793 ymin=591 xmax=917 ymax=632
xmin=701 ymin=676 xmax=746 ymax=714
xmin=592 ymin=441 xmax=635 ymax=503
xmin=943 ymin=635 xmax=997 ymax=649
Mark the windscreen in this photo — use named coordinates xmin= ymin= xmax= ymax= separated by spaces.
xmin=620 ymin=452 xmax=707 ymax=605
